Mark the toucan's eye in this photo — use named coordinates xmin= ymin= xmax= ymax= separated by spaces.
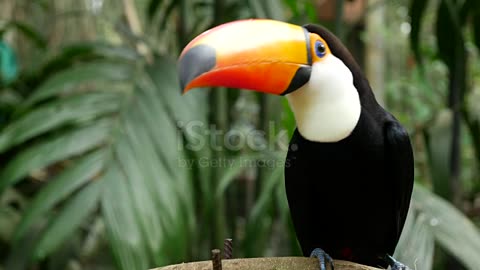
xmin=315 ymin=40 xmax=326 ymax=57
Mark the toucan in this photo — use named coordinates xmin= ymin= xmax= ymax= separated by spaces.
xmin=178 ymin=19 xmax=414 ymax=270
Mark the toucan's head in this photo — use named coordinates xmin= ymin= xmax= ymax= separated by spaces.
xmin=178 ymin=19 xmax=363 ymax=142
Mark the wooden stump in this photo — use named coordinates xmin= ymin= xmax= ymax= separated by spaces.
xmin=151 ymin=257 xmax=382 ymax=270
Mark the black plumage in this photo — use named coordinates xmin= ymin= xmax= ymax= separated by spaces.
xmin=284 ymin=24 xmax=414 ymax=268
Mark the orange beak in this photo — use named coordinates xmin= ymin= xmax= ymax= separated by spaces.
xmin=178 ymin=19 xmax=313 ymax=95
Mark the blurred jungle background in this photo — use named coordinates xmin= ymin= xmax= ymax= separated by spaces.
xmin=0 ymin=0 xmax=479 ymax=270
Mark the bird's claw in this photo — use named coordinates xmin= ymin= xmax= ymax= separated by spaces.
xmin=310 ymin=248 xmax=334 ymax=270
xmin=385 ymin=255 xmax=411 ymax=270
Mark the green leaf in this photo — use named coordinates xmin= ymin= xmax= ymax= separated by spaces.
xmin=0 ymin=189 xmax=24 ymax=242
xmin=435 ymin=0 xmax=463 ymax=68
xmin=0 ymin=92 xmax=121 ymax=153
xmin=282 ymin=0 xmax=299 ymax=17
xmin=0 ymin=89 xmax=22 ymax=108
xmin=395 ymin=206 xmax=435 ymax=270
xmin=249 ymin=164 xmax=283 ymax=222
xmin=159 ymin=1 xmax=178 ymax=31
xmin=248 ymin=0 xmax=267 ymax=18
xmin=147 ymin=57 xmax=208 ymax=126
xmin=147 ymin=0 xmax=164 ymax=20
xmin=474 ymin=13 xmax=480 ymax=52
xmin=146 ymin=57 xmax=211 ymax=196
xmin=147 ymin=60 xmax=211 ymax=209
xmin=6 ymin=21 xmax=47 ymax=49
xmin=101 ymin=164 xmax=149 ymax=270
xmin=0 ymin=121 xmax=110 ymax=190
xmin=3 ymin=55 xmax=205 ymax=268
xmin=264 ymin=0 xmax=285 ymax=20
xmin=134 ymin=73 xmax=182 ymax=178
xmin=215 ymin=153 xmax=263 ymax=198
xmin=33 ymin=179 xmax=102 ymax=260
xmin=121 ymin=107 xmax=191 ymax=263
xmin=459 ymin=0 xmax=479 ymax=25
xmin=409 ymin=0 xmax=430 ymax=65
xmin=244 ymin=164 xmax=283 ymax=256
xmin=14 ymin=150 xmax=105 ymax=240
xmin=426 ymin=109 xmax=452 ymax=199
xmin=24 ymin=61 xmax=133 ymax=107
xmin=414 ymin=185 xmax=480 ymax=269
xmin=299 ymin=1 xmax=316 ymax=23
xmin=53 ymin=42 xmax=139 ymax=62
xmin=28 ymin=43 xmax=138 ymax=88
xmin=115 ymin=120 xmax=168 ymax=255
xmin=398 ymin=185 xmax=480 ymax=269
xmin=281 ymin=98 xmax=296 ymax=138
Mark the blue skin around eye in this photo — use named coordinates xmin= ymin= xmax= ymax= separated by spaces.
xmin=315 ymin=40 xmax=326 ymax=58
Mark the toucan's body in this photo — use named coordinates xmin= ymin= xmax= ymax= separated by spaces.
xmin=284 ymin=24 xmax=414 ymax=268
xmin=178 ymin=19 xmax=414 ymax=269
xmin=286 ymin=107 xmax=412 ymax=268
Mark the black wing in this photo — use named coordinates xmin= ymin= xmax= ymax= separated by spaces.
xmin=384 ymin=118 xmax=415 ymax=252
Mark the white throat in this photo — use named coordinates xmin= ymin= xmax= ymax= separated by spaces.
xmin=286 ymin=54 xmax=361 ymax=142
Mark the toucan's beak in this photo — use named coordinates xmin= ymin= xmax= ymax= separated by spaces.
xmin=178 ymin=19 xmax=313 ymax=95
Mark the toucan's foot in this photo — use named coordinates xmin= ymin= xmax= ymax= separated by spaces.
xmin=385 ymin=255 xmax=411 ymax=270
xmin=310 ymin=248 xmax=334 ymax=270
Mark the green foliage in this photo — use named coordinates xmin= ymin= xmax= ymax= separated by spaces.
xmin=409 ymin=0 xmax=480 ymax=175
xmin=2 ymin=17 xmax=208 ymax=266
xmin=397 ymin=0 xmax=480 ymax=268
xmin=1 ymin=2 xmax=290 ymax=269
xmin=0 ymin=21 xmax=47 ymax=49
xmin=409 ymin=0 xmax=429 ymax=66
xmin=34 ymin=179 xmax=102 ymax=260
xmin=396 ymin=184 xmax=480 ymax=269
xmin=13 ymin=151 xmax=105 ymax=240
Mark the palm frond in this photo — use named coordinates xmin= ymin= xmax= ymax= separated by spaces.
xmin=0 ymin=43 xmax=206 ymax=269
xmin=396 ymin=184 xmax=480 ymax=270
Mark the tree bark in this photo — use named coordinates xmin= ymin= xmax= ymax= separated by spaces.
xmin=151 ymin=257 xmax=381 ymax=270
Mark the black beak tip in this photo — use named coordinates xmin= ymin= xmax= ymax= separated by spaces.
xmin=178 ymin=44 xmax=217 ymax=93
